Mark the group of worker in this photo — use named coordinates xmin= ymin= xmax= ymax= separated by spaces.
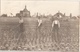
xmin=18 ymin=16 xmax=61 ymax=47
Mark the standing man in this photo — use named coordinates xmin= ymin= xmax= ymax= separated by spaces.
xmin=19 ymin=13 xmax=24 ymax=32
xmin=37 ymin=16 xmax=43 ymax=44
xmin=52 ymin=18 xmax=60 ymax=44
xmin=38 ymin=17 xmax=42 ymax=28
xmin=18 ymin=13 xmax=25 ymax=47
xmin=19 ymin=13 xmax=23 ymax=24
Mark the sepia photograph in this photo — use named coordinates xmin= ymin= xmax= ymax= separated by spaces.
xmin=0 ymin=0 xmax=80 ymax=52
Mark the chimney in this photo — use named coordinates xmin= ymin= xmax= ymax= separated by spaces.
xmin=70 ymin=13 xmax=72 ymax=18
xmin=25 ymin=5 xmax=27 ymax=9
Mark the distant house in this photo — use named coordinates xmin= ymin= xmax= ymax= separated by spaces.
xmin=16 ymin=5 xmax=30 ymax=17
xmin=53 ymin=11 xmax=65 ymax=18
xmin=71 ymin=16 xmax=77 ymax=19
xmin=51 ymin=11 xmax=72 ymax=21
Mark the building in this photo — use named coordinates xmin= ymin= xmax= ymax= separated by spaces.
xmin=16 ymin=5 xmax=30 ymax=17
xmin=53 ymin=11 xmax=65 ymax=18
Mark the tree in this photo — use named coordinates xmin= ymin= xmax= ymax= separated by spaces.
xmin=1 ymin=14 xmax=7 ymax=17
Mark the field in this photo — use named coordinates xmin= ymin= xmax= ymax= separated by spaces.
xmin=0 ymin=17 xmax=79 ymax=52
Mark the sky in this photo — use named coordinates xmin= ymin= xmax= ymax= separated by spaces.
xmin=0 ymin=0 xmax=80 ymax=16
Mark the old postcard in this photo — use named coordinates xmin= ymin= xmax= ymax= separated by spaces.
xmin=0 ymin=0 xmax=79 ymax=52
